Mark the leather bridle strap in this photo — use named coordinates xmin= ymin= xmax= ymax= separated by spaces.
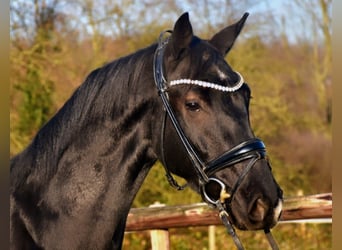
xmin=153 ymin=31 xmax=209 ymax=185
xmin=217 ymin=202 xmax=244 ymax=250
xmin=265 ymin=228 xmax=280 ymax=250
xmin=205 ymin=139 xmax=266 ymax=176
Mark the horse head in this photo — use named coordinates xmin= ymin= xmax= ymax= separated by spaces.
xmin=156 ymin=12 xmax=283 ymax=231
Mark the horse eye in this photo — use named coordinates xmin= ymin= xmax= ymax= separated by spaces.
xmin=185 ymin=101 xmax=201 ymax=112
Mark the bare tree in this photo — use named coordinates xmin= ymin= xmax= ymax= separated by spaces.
xmin=286 ymin=0 xmax=332 ymax=123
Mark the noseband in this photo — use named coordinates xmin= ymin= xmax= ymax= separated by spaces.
xmin=153 ymin=31 xmax=279 ymax=250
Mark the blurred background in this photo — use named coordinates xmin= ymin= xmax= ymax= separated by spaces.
xmin=10 ymin=0 xmax=331 ymax=249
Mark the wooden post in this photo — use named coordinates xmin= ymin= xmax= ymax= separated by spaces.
xmin=150 ymin=229 xmax=170 ymax=250
xmin=208 ymin=225 xmax=216 ymax=250
xmin=149 ymin=202 xmax=170 ymax=250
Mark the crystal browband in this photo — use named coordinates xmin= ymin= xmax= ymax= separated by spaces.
xmin=169 ymin=72 xmax=244 ymax=92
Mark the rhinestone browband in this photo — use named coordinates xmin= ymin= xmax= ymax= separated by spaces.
xmin=169 ymin=72 xmax=244 ymax=92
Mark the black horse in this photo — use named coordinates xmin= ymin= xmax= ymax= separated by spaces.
xmin=10 ymin=13 xmax=283 ymax=249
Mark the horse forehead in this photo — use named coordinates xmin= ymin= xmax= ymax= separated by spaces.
xmin=213 ymin=65 xmax=228 ymax=81
xmin=199 ymin=50 xmax=229 ymax=81
xmin=202 ymin=50 xmax=211 ymax=61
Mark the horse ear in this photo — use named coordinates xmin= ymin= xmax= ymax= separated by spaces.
xmin=209 ymin=12 xmax=249 ymax=55
xmin=171 ymin=12 xmax=193 ymax=58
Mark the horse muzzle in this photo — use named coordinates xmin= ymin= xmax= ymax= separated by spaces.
xmin=200 ymin=138 xmax=283 ymax=230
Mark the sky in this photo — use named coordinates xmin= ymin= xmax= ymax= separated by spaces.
xmin=10 ymin=0 xmax=331 ymax=45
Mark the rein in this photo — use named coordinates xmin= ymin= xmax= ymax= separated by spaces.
xmin=153 ymin=31 xmax=279 ymax=250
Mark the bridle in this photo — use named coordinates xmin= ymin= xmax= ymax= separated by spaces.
xmin=153 ymin=31 xmax=279 ymax=250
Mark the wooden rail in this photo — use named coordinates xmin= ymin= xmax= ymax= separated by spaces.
xmin=126 ymin=193 xmax=332 ymax=231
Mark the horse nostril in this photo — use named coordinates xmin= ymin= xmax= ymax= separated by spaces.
xmin=248 ymin=198 xmax=269 ymax=223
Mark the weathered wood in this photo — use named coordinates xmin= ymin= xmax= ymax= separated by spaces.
xmin=125 ymin=193 xmax=332 ymax=232
xmin=149 ymin=202 xmax=170 ymax=250
xmin=208 ymin=225 xmax=216 ymax=250
xmin=150 ymin=229 xmax=170 ymax=250
xmin=280 ymin=193 xmax=332 ymax=221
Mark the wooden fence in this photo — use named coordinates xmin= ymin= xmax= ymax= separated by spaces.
xmin=125 ymin=193 xmax=332 ymax=249
xmin=126 ymin=193 xmax=332 ymax=231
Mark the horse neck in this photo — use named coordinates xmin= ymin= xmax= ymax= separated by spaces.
xmin=10 ymin=45 xmax=170 ymax=249
xmin=12 ymin=44 xmax=163 ymax=205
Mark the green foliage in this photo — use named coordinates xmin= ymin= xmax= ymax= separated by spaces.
xmin=14 ymin=67 xmax=54 ymax=138
xmin=124 ymin=224 xmax=331 ymax=249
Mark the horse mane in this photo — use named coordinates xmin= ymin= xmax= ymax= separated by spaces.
xmin=10 ymin=44 xmax=158 ymax=190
